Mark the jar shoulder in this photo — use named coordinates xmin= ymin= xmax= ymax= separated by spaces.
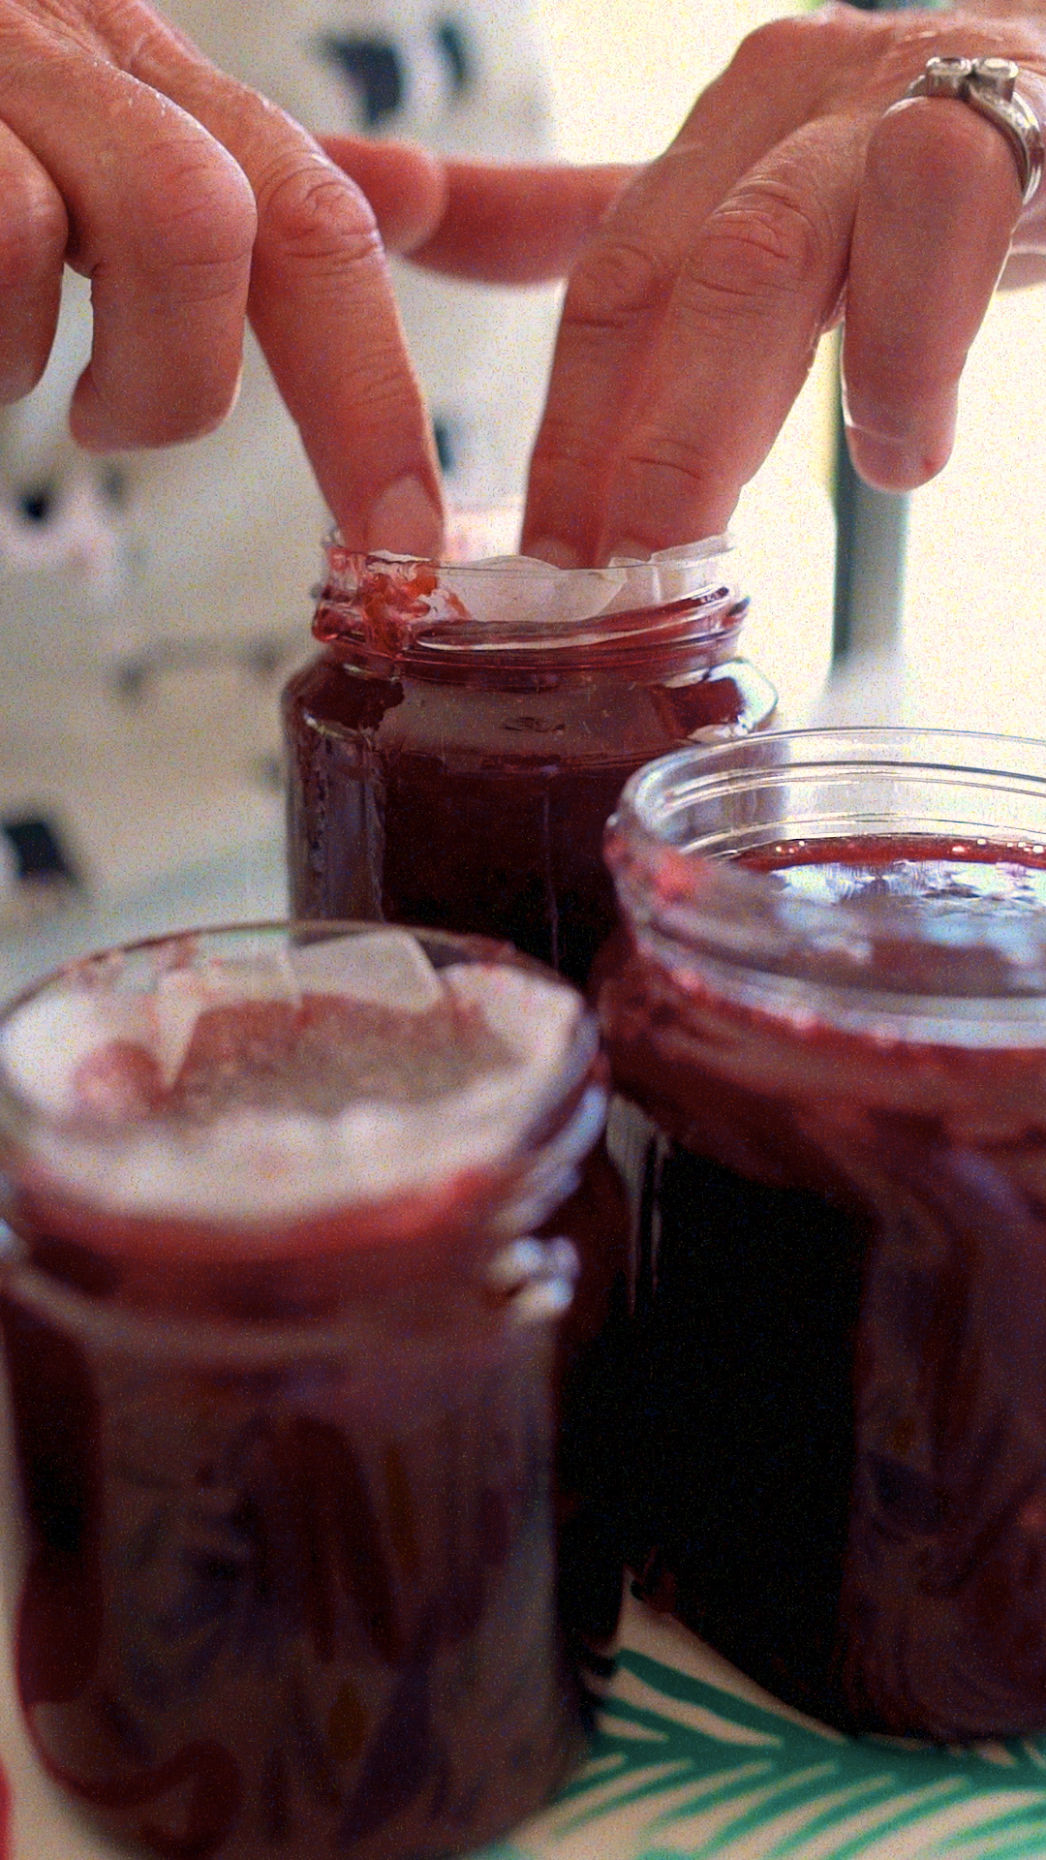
xmin=283 ymin=651 xmax=776 ymax=767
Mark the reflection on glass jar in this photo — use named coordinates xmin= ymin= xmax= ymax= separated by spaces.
xmin=282 ymin=534 xmax=776 ymax=990
xmin=599 ymin=728 xmax=1046 ymax=1741
xmin=0 ymin=922 xmax=628 ymax=1860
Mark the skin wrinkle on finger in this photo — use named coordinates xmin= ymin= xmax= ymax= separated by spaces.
xmin=245 ymin=155 xmax=429 ymax=399
xmin=582 ymin=161 xmax=847 ymax=548
xmin=155 ymin=70 xmax=392 ymax=290
xmin=67 ymin=91 xmax=255 ymax=446
xmin=679 ymin=165 xmax=843 ymax=320
xmin=248 ymin=254 xmax=410 ymax=412
xmin=534 ymin=162 xmax=717 ymax=418
xmin=558 ymin=230 xmax=680 ymax=339
xmin=0 ymin=0 xmax=109 ymax=61
xmin=520 ymin=95 xmax=836 ymax=563
xmin=246 ymin=190 xmax=438 ymax=540
xmin=319 ymin=136 xmax=449 ymax=257
xmin=249 ymin=152 xmax=384 ymax=279
xmin=112 ymin=129 xmax=256 ymax=277
xmin=0 ymin=21 xmax=259 ymax=444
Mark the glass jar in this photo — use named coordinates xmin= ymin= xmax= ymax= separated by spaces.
xmin=599 ymin=727 xmax=1046 ymax=1741
xmin=0 ymin=921 xmax=628 ymax=1860
xmin=282 ymin=534 xmax=776 ymax=991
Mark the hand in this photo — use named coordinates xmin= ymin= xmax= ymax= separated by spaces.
xmin=400 ymin=6 xmax=1046 ymax=563
xmin=0 ymin=0 xmax=450 ymax=551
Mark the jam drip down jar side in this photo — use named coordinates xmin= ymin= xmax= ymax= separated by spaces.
xmin=0 ymin=921 xmax=629 ymax=1860
xmin=282 ymin=535 xmax=776 ymax=990
xmin=598 ymin=727 xmax=1046 ymax=1742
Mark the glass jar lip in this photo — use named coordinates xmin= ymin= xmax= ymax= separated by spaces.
xmin=605 ymin=726 xmax=1046 ymax=1035
xmin=0 ymin=919 xmax=603 ymax=1250
xmin=312 ymin=525 xmax=744 ymax=667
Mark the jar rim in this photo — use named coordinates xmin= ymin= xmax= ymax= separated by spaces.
xmin=0 ymin=919 xmax=603 ymax=1261
xmin=312 ymin=529 xmax=744 ymax=669
xmin=605 ymin=726 xmax=1046 ymax=1039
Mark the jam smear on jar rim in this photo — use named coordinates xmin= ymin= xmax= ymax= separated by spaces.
xmin=285 ymin=538 xmax=776 ymax=989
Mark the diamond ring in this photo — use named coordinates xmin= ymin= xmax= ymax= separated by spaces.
xmin=905 ymin=55 xmax=1044 ymax=205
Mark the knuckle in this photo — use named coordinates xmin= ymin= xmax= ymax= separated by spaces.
xmin=560 ymin=233 xmax=674 ymax=335
xmin=915 ymin=21 xmax=1040 ymax=74
xmin=692 ymin=177 xmax=830 ymax=312
xmin=618 ymin=430 xmax=715 ymax=503
xmin=871 ymin=98 xmax=1014 ymax=209
xmin=134 ymin=141 xmax=256 ymax=283
xmin=728 ymin=16 xmax=817 ymax=85
xmin=863 ymin=20 xmax=1046 ymax=110
xmin=256 ymin=155 xmax=381 ymax=272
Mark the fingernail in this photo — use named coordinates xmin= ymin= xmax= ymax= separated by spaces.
xmin=366 ymin=475 xmax=444 ymax=556
xmin=603 ymin=538 xmax=656 ymax=564
xmin=524 ymin=535 xmax=582 ymax=569
xmin=844 ymin=426 xmax=932 ymax=492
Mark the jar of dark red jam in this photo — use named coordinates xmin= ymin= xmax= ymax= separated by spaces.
xmin=0 ymin=922 xmax=628 ymax=1860
xmin=282 ymin=531 xmax=776 ymax=990
xmin=599 ymin=727 xmax=1046 ymax=1742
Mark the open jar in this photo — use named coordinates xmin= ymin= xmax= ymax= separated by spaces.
xmin=599 ymin=727 xmax=1046 ymax=1741
xmin=0 ymin=921 xmax=628 ymax=1860
xmin=282 ymin=532 xmax=776 ymax=990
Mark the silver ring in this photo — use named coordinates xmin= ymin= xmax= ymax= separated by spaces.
xmin=905 ymin=55 xmax=1044 ymax=205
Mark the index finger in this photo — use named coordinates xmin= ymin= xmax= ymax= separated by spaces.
xmin=130 ymin=22 xmax=443 ymax=552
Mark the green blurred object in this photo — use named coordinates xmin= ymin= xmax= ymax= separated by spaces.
xmin=830 ymin=0 xmax=947 ymax=663
xmin=831 ymin=382 xmax=910 ymax=663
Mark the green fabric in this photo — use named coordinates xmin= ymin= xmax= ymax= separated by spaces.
xmin=473 ymin=1612 xmax=1046 ymax=1860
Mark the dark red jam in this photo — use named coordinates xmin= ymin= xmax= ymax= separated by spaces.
xmin=601 ymin=829 xmax=1046 ymax=1740
xmin=283 ymin=548 xmax=776 ymax=989
xmin=0 ymin=929 xmax=628 ymax=1859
